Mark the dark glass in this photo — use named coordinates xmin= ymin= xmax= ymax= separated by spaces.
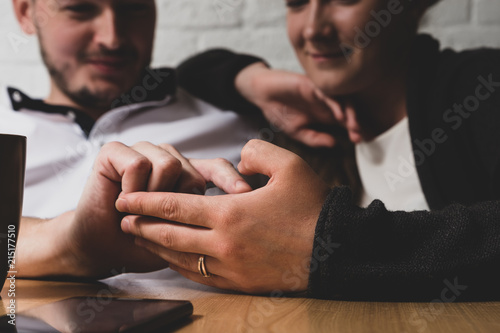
xmin=0 ymin=134 xmax=26 ymax=291
xmin=7 ymin=297 xmax=193 ymax=332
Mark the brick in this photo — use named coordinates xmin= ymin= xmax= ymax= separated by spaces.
xmin=152 ymin=30 xmax=198 ymax=67
xmin=198 ymin=26 xmax=301 ymax=70
xmin=0 ymin=0 xmax=498 ymax=97
xmin=156 ymin=0 xmax=242 ymax=29
xmin=440 ymin=27 xmax=500 ymax=50
xmin=476 ymin=0 xmax=500 ymax=25
xmin=0 ymin=2 xmax=17 ymax=30
xmin=0 ymin=64 xmax=49 ymax=98
xmin=243 ymin=0 xmax=286 ymax=27
xmin=0 ymin=2 xmax=41 ymax=63
xmin=0 ymin=32 xmax=41 ymax=63
xmin=420 ymin=0 xmax=470 ymax=28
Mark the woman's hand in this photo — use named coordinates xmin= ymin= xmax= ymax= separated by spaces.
xmin=235 ymin=63 xmax=372 ymax=144
xmin=116 ymin=140 xmax=331 ymax=294
xmin=236 ymin=63 xmax=348 ymax=148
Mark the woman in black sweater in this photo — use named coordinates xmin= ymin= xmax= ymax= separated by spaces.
xmin=119 ymin=0 xmax=500 ymax=301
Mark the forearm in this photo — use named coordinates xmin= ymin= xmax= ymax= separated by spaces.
xmin=176 ymin=49 xmax=264 ymax=113
xmin=309 ymin=187 xmax=500 ymax=301
xmin=16 ymin=212 xmax=82 ymax=278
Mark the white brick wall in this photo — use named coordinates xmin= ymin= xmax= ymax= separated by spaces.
xmin=0 ymin=0 xmax=499 ymax=98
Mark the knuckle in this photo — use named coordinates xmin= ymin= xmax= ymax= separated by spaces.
xmin=131 ymin=141 xmax=151 ymax=149
xmin=131 ymin=220 xmax=142 ymax=236
xmin=157 ymin=156 xmax=182 ymax=174
xmin=159 ymin=196 xmax=180 ymax=221
xmin=99 ymin=141 xmax=122 ymax=154
xmin=129 ymin=156 xmax=152 ymax=173
xmin=158 ymin=225 xmax=175 ymax=248
xmin=244 ymin=139 xmax=262 ymax=152
xmin=214 ymin=157 xmax=233 ymax=167
xmin=158 ymin=143 xmax=177 ymax=153
xmin=241 ymin=139 xmax=267 ymax=162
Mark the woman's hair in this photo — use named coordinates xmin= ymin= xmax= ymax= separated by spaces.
xmin=427 ymin=0 xmax=443 ymax=8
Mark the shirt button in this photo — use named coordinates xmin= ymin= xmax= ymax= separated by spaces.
xmin=67 ymin=111 xmax=76 ymax=121
xmin=12 ymin=91 xmax=22 ymax=103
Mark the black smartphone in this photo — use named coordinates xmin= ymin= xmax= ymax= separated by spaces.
xmin=0 ymin=297 xmax=193 ymax=333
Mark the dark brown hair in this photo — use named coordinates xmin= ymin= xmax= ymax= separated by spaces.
xmin=427 ymin=0 xmax=443 ymax=8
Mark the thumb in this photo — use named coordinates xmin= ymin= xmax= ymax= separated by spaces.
xmin=238 ymin=140 xmax=300 ymax=178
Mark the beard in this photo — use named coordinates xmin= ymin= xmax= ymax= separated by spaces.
xmin=38 ymin=36 xmax=146 ymax=112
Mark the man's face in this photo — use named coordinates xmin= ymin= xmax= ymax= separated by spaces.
xmin=27 ymin=0 xmax=156 ymax=111
xmin=286 ymin=0 xmax=418 ymax=97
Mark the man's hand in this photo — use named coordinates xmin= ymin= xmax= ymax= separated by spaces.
xmin=116 ymin=140 xmax=331 ymax=294
xmin=236 ymin=63 xmax=346 ymax=148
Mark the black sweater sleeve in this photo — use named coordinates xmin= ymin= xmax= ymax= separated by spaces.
xmin=308 ymin=187 xmax=500 ymax=301
xmin=176 ymin=49 xmax=264 ymax=115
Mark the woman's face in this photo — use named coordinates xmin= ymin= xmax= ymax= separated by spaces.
xmin=287 ymin=0 xmax=420 ymax=96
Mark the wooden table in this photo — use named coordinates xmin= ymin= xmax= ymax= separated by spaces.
xmin=1 ymin=269 xmax=499 ymax=332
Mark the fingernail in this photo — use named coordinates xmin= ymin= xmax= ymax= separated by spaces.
xmin=116 ymin=198 xmax=129 ymax=212
xmin=121 ymin=218 xmax=130 ymax=233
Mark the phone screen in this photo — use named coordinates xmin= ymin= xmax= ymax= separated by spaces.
xmin=1 ymin=297 xmax=193 ymax=333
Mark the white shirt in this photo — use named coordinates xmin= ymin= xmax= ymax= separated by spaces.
xmin=356 ymin=117 xmax=430 ymax=211
xmin=0 ymin=87 xmax=259 ymax=218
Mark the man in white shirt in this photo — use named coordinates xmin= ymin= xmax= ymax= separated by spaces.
xmin=0 ymin=0 xmax=258 ymax=279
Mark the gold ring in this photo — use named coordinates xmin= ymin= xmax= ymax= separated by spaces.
xmin=198 ymin=255 xmax=211 ymax=278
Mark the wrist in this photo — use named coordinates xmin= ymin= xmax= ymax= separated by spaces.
xmin=16 ymin=212 xmax=88 ymax=278
xmin=234 ymin=62 xmax=270 ymax=107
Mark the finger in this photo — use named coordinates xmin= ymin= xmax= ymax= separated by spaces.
xmin=190 ymin=158 xmax=252 ymax=194
xmin=121 ymin=215 xmax=214 ymax=254
xmin=134 ymin=237 xmax=227 ymax=277
xmin=345 ymin=104 xmax=361 ymax=132
xmin=237 ymin=139 xmax=303 ymax=178
xmin=131 ymin=142 xmax=182 ymax=192
xmin=345 ymin=105 xmax=363 ymax=143
xmin=296 ymin=78 xmax=335 ymax=124
xmin=316 ymin=89 xmax=346 ymax=124
xmin=294 ymin=128 xmax=336 ymax=148
xmin=158 ymin=144 xmax=206 ymax=194
xmin=116 ymin=192 xmax=216 ymax=228
xmin=97 ymin=142 xmax=151 ymax=193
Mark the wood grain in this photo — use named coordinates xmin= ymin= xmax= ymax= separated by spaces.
xmin=1 ymin=270 xmax=499 ymax=333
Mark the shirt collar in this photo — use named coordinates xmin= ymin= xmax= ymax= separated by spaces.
xmin=7 ymin=67 xmax=176 ymax=137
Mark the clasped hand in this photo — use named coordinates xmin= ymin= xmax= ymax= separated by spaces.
xmin=116 ymin=140 xmax=330 ymax=294
xmin=66 ymin=141 xmax=250 ymax=278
